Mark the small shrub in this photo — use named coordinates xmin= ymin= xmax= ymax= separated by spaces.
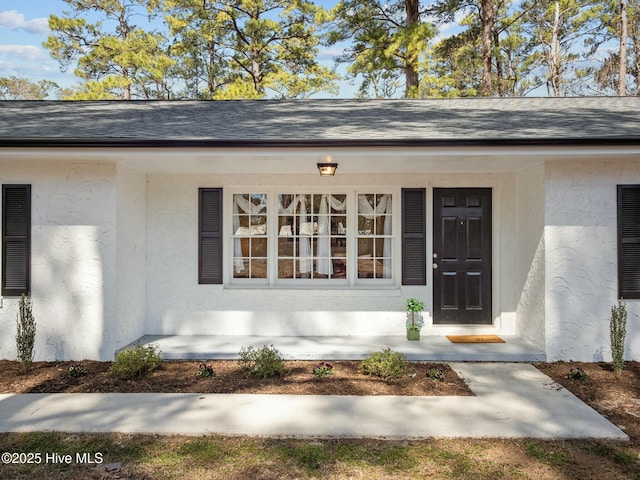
xmin=568 ymin=366 xmax=588 ymax=381
xmin=361 ymin=348 xmax=408 ymax=379
xmin=108 ymin=343 xmax=162 ymax=380
xmin=312 ymin=362 xmax=333 ymax=378
xmin=16 ymin=294 xmax=36 ymax=373
xmin=427 ymin=368 xmax=445 ymax=382
xmin=197 ymin=363 xmax=216 ymax=377
xmin=610 ymin=299 xmax=627 ymax=375
xmin=67 ymin=364 xmax=88 ymax=378
xmin=238 ymin=344 xmax=284 ymax=379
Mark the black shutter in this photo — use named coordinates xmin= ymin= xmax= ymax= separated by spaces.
xmin=618 ymin=185 xmax=640 ymax=299
xmin=402 ymin=188 xmax=426 ymax=285
xmin=2 ymin=185 xmax=31 ymax=296
xmin=199 ymin=188 xmax=223 ymax=284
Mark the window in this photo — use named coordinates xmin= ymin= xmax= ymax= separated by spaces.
xmin=277 ymin=194 xmax=347 ymax=279
xmin=224 ymin=190 xmax=396 ymax=286
xmin=2 ymin=184 xmax=31 ymax=296
xmin=233 ymin=193 xmax=267 ymax=279
xmin=618 ymin=185 xmax=640 ymax=298
xmin=357 ymin=194 xmax=392 ymax=279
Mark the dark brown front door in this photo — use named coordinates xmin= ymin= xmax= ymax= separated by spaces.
xmin=433 ymin=188 xmax=492 ymax=325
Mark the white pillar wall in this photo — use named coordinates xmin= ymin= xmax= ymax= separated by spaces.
xmin=0 ymin=161 xmax=118 ymax=361
xmin=544 ymin=159 xmax=640 ymax=362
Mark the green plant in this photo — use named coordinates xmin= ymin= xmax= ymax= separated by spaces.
xmin=610 ymin=299 xmax=627 ymax=375
xmin=361 ymin=348 xmax=408 ymax=379
xmin=312 ymin=362 xmax=333 ymax=378
xmin=427 ymin=368 xmax=445 ymax=382
xmin=108 ymin=343 xmax=162 ymax=380
xmin=16 ymin=294 xmax=36 ymax=373
xmin=197 ymin=363 xmax=216 ymax=377
xmin=567 ymin=366 xmax=588 ymax=381
xmin=67 ymin=364 xmax=88 ymax=378
xmin=238 ymin=344 xmax=284 ymax=379
xmin=406 ymin=298 xmax=424 ymax=329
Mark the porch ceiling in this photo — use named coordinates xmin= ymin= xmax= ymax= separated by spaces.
xmin=2 ymin=144 xmax=639 ymax=174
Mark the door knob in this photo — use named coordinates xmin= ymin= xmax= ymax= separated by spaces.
xmin=432 ymin=263 xmax=438 ymax=269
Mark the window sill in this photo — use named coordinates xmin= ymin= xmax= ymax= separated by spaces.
xmin=222 ymin=284 xmax=402 ymax=296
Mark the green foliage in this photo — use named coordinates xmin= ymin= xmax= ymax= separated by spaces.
xmin=197 ymin=363 xmax=216 ymax=377
xmin=108 ymin=343 xmax=162 ymax=380
xmin=406 ymin=298 xmax=424 ymax=313
xmin=312 ymin=361 xmax=334 ymax=378
xmin=162 ymin=0 xmax=337 ymax=99
xmin=45 ymin=0 xmax=174 ymax=100
xmin=67 ymin=364 xmax=88 ymax=378
xmin=329 ymin=0 xmax=437 ymax=98
xmin=0 ymin=76 xmax=60 ymax=100
xmin=610 ymin=299 xmax=627 ymax=375
xmin=567 ymin=366 xmax=588 ymax=380
xmin=238 ymin=344 xmax=284 ymax=379
xmin=406 ymin=298 xmax=424 ymax=328
xmin=427 ymin=368 xmax=445 ymax=382
xmin=361 ymin=348 xmax=408 ymax=379
xmin=16 ymin=294 xmax=36 ymax=374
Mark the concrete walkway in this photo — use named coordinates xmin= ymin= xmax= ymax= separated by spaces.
xmin=0 ymin=363 xmax=627 ymax=440
xmin=127 ymin=335 xmax=547 ymax=362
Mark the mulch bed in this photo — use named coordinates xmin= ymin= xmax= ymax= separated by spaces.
xmin=0 ymin=360 xmax=473 ymax=396
xmin=536 ymin=361 xmax=640 ymax=441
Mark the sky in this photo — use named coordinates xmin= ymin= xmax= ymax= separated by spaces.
xmin=0 ymin=1 xmax=76 ymax=89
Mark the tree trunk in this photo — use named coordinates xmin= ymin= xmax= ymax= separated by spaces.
xmin=481 ymin=0 xmax=494 ymax=96
xmin=619 ymin=0 xmax=628 ymax=95
xmin=550 ymin=1 xmax=561 ymax=97
xmin=493 ymin=27 xmax=504 ymax=96
xmin=252 ymin=58 xmax=261 ymax=93
xmin=404 ymin=0 xmax=420 ymax=97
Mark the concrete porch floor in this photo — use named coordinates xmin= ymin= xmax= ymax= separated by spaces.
xmin=123 ymin=335 xmax=546 ymax=362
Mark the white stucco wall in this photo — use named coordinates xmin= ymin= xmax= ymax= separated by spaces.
xmin=113 ymin=164 xmax=146 ymax=355
xmin=0 ymin=161 xmax=118 ymax=361
xmin=545 ymin=159 xmax=640 ymax=361
xmin=515 ymin=163 xmax=546 ymax=351
xmin=145 ymin=172 xmax=519 ymax=337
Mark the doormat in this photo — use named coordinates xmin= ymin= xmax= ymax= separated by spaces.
xmin=446 ymin=335 xmax=505 ymax=343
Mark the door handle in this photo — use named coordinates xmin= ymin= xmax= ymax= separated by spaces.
xmin=432 ymin=263 xmax=438 ymax=269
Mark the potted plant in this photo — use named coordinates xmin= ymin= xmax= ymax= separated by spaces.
xmin=406 ymin=298 xmax=424 ymax=341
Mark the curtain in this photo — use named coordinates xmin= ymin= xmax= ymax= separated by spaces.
xmin=316 ymin=194 xmax=348 ymax=275
xmin=233 ymin=194 xmax=267 ymax=273
xmin=358 ymin=194 xmax=392 ymax=277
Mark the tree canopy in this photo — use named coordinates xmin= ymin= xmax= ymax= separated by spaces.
xmin=38 ymin=0 xmax=637 ymax=99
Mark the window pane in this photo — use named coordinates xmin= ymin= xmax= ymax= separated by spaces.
xmin=358 ymin=259 xmax=374 ymax=278
xmin=276 ymin=193 xmax=348 ymax=281
xmin=251 ymin=258 xmax=267 ymax=279
xmin=278 ymin=259 xmax=294 ymax=278
xmin=357 ymin=194 xmax=392 ymax=280
xmin=233 ymin=193 xmax=267 ymax=279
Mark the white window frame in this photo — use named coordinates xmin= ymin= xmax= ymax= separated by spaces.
xmin=224 ymin=188 xmax=400 ymax=288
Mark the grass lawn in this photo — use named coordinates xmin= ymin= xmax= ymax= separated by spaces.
xmin=0 ymin=432 xmax=637 ymax=479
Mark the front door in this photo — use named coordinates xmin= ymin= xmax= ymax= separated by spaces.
xmin=433 ymin=188 xmax=492 ymax=325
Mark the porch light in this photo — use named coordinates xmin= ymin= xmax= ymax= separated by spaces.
xmin=317 ymin=162 xmax=338 ymax=177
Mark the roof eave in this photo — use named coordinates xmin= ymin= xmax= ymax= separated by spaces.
xmin=1 ymin=137 xmax=640 ymax=149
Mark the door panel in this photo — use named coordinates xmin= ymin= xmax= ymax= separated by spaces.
xmin=433 ymin=188 xmax=492 ymax=325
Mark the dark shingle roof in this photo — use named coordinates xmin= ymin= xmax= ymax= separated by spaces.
xmin=1 ymin=97 xmax=639 ymax=146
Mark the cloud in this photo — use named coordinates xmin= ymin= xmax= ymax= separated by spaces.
xmin=0 ymin=10 xmax=49 ymax=35
xmin=0 ymin=45 xmax=47 ymax=61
